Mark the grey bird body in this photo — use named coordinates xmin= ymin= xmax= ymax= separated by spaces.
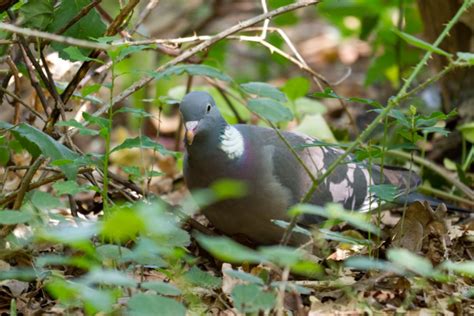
xmin=180 ymin=91 xmax=418 ymax=245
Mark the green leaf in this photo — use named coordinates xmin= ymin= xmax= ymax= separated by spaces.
xmin=289 ymin=203 xmax=380 ymax=235
xmin=440 ymin=260 xmax=474 ymax=277
xmin=40 ymin=223 xmax=99 ymax=244
xmin=458 ymin=122 xmax=474 ymax=143
xmin=210 ymin=179 xmax=247 ymax=200
xmin=282 ymin=77 xmax=310 ymax=101
xmin=81 ymin=269 xmax=137 ymax=287
xmin=30 ymin=190 xmax=62 ymax=210
xmin=184 ymin=266 xmax=221 ymax=289
xmin=47 ymin=0 xmax=106 ymax=60
xmin=345 ymin=256 xmax=406 ymax=274
xmin=96 ymin=244 xmax=133 ymax=262
xmin=63 ymin=46 xmax=102 ymax=63
xmin=247 ymin=98 xmax=293 ymax=122
xmin=369 ymin=184 xmax=399 ymax=202
xmin=318 ymin=229 xmax=373 ymax=246
xmin=457 ymin=52 xmax=474 ymax=65
xmin=19 ymin=0 xmax=54 ymax=30
xmin=151 ymin=64 xmax=231 ymax=82
xmin=115 ymin=107 xmax=154 ymax=118
xmin=393 ymin=29 xmax=451 ymax=57
xmin=240 ymin=82 xmax=287 ymax=102
xmin=56 ymin=119 xmax=99 ymax=136
xmin=128 ymin=293 xmax=186 ymax=316
xmin=294 ymin=97 xmax=326 ymax=115
xmin=0 ymin=210 xmax=33 ymax=225
xmin=223 ymin=269 xmax=264 ymax=285
xmin=387 ymin=248 xmax=436 ymax=278
xmin=9 ymin=123 xmax=79 ymax=179
xmin=141 ymin=282 xmax=182 ymax=296
xmin=195 ymin=234 xmax=263 ymax=263
xmin=0 ymin=146 xmax=10 ymax=166
xmin=111 ymin=136 xmax=174 ymax=156
xmin=53 ymin=180 xmax=90 ymax=195
xmin=101 ymin=207 xmax=144 ymax=242
xmin=231 ymin=284 xmax=276 ymax=313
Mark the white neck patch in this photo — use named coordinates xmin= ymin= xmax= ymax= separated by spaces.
xmin=219 ymin=126 xmax=244 ymax=160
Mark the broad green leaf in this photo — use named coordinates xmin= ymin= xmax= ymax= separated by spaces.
xmin=369 ymin=184 xmax=399 ymax=202
xmin=271 ymin=219 xmax=312 ymax=236
xmin=247 ymin=98 xmax=293 ymax=122
xmin=9 ymin=123 xmax=79 ymax=179
xmin=115 ymin=107 xmax=154 ymax=118
xmin=30 ymin=190 xmax=62 ymax=210
xmin=259 ymin=246 xmax=322 ymax=277
xmin=0 ymin=210 xmax=32 ymax=225
xmin=127 ymin=293 xmax=186 ymax=316
xmin=387 ymin=248 xmax=436 ymax=278
xmin=195 ymin=234 xmax=263 ymax=263
xmin=231 ymin=284 xmax=276 ymax=313
xmin=0 ymin=145 xmax=9 ymax=166
xmin=294 ymin=97 xmax=326 ymax=115
xmin=270 ymin=281 xmax=312 ymax=294
xmin=36 ymin=254 xmax=92 ymax=269
xmin=282 ymin=77 xmax=310 ymax=101
xmin=47 ymin=0 xmax=106 ymax=60
xmin=81 ymin=84 xmax=102 ymax=97
xmin=141 ymin=281 xmax=182 ymax=296
xmin=210 ymin=179 xmax=247 ymax=200
xmin=19 ymin=0 xmax=54 ymax=30
xmin=0 ymin=268 xmax=38 ymax=281
xmin=457 ymin=52 xmax=474 ymax=65
xmin=223 ymin=269 xmax=264 ymax=285
xmin=240 ymin=82 xmax=287 ymax=102
xmin=152 ymin=64 xmax=231 ymax=82
xmin=184 ymin=266 xmax=221 ymax=289
xmin=393 ymin=29 xmax=451 ymax=57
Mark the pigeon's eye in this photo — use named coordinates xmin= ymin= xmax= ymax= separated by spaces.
xmin=206 ymin=104 xmax=212 ymax=113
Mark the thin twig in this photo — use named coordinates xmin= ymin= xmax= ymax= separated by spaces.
xmin=0 ymin=22 xmax=110 ymax=50
xmin=131 ymin=0 xmax=160 ymax=34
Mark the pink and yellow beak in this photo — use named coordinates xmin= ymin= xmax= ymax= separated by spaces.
xmin=185 ymin=121 xmax=199 ymax=145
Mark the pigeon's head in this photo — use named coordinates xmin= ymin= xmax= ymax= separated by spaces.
xmin=179 ymin=91 xmax=223 ymax=146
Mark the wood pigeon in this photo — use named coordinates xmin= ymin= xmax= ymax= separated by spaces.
xmin=180 ymin=91 xmax=421 ymax=245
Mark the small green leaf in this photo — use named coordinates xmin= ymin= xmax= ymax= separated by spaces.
xmin=184 ymin=266 xmax=221 ymax=289
xmin=30 ymin=190 xmax=62 ymax=210
xmin=318 ymin=229 xmax=373 ymax=246
xmin=81 ymin=269 xmax=137 ymax=287
xmin=141 ymin=282 xmax=182 ymax=296
xmin=282 ymin=77 xmax=310 ymax=101
xmin=101 ymin=207 xmax=144 ymax=242
xmin=152 ymin=64 xmax=231 ymax=82
xmin=128 ymin=293 xmax=186 ymax=316
xmin=63 ymin=47 xmax=102 ymax=63
xmin=111 ymin=136 xmax=174 ymax=156
xmin=457 ymin=52 xmax=474 ymax=65
xmin=247 ymin=98 xmax=293 ymax=122
xmin=195 ymin=234 xmax=263 ymax=263
xmin=231 ymin=284 xmax=276 ymax=313
xmin=289 ymin=203 xmax=380 ymax=235
xmin=53 ymin=180 xmax=90 ymax=195
xmin=210 ymin=179 xmax=247 ymax=200
xmin=345 ymin=256 xmax=406 ymax=274
xmin=458 ymin=122 xmax=474 ymax=143
xmin=0 ymin=210 xmax=33 ymax=225
xmin=393 ymin=29 xmax=451 ymax=57
xmin=96 ymin=244 xmax=133 ymax=261
xmin=440 ymin=260 xmax=474 ymax=277
xmin=56 ymin=119 xmax=99 ymax=136
xmin=241 ymin=82 xmax=287 ymax=102
xmin=115 ymin=107 xmax=154 ymax=118
xmin=369 ymin=184 xmax=399 ymax=202
xmin=223 ymin=269 xmax=264 ymax=285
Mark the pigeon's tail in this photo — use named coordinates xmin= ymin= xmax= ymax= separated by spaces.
xmin=395 ymin=192 xmax=473 ymax=213
xmin=372 ymin=165 xmax=421 ymax=192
